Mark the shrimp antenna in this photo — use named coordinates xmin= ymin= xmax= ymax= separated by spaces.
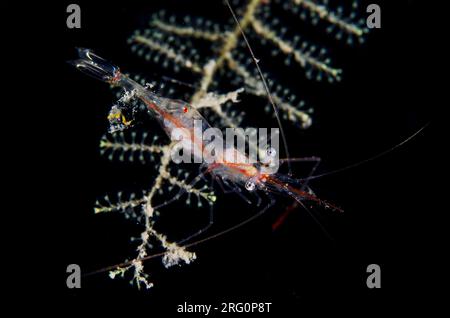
xmin=225 ymin=0 xmax=292 ymax=176
xmin=299 ymin=121 xmax=431 ymax=181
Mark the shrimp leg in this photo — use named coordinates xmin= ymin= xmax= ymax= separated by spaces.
xmin=271 ymin=156 xmax=322 ymax=230
xmin=278 ymin=156 xmax=322 ymax=191
xmin=251 ymin=190 xmax=263 ymax=207
xmin=215 ymin=177 xmax=239 ymax=194
xmin=224 ymin=180 xmax=252 ymax=204
xmin=225 ymin=192 xmax=276 ymax=235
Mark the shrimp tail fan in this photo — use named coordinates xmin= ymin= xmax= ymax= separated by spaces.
xmin=68 ymin=48 xmax=120 ymax=83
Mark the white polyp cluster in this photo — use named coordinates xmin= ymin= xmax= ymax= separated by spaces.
xmin=94 ymin=190 xmax=148 ymax=218
xmin=227 ymin=51 xmax=312 ymax=127
xmin=100 ymin=131 xmax=162 ymax=164
xmin=251 ymin=14 xmax=342 ymax=82
xmin=162 ymin=241 xmax=197 ymax=268
xmin=273 ymin=0 xmax=368 ymax=45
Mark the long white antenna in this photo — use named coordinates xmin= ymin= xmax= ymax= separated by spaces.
xmin=225 ymin=0 xmax=293 ymax=175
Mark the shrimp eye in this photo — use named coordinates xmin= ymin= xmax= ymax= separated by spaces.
xmin=245 ymin=180 xmax=256 ymax=191
xmin=266 ymin=147 xmax=276 ymax=157
xmin=183 ymin=106 xmax=189 ymax=113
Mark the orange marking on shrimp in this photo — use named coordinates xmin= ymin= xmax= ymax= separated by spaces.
xmin=142 ymin=98 xmax=206 ymax=154
xmin=143 ymin=98 xmax=259 ymax=181
xmin=223 ymin=162 xmax=254 ymax=175
xmin=207 ymin=161 xmax=255 ymax=179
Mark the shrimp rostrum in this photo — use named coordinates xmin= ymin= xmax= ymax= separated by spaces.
xmin=70 ymin=48 xmax=342 ymax=245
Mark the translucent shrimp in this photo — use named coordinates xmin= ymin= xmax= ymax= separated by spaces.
xmin=70 ymin=48 xmax=342 ymax=217
xmin=74 ymin=1 xmax=429 ymax=282
xmin=72 ymin=48 xmax=429 ymax=279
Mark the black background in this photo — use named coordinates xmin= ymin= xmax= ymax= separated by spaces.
xmin=11 ymin=0 xmax=440 ymax=314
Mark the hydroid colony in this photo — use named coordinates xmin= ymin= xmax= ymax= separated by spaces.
xmin=92 ymin=0 xmax=368 ymax=288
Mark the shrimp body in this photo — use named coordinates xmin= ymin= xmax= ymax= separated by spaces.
xmin=71 ymin=49 xmax=341 ymax=212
